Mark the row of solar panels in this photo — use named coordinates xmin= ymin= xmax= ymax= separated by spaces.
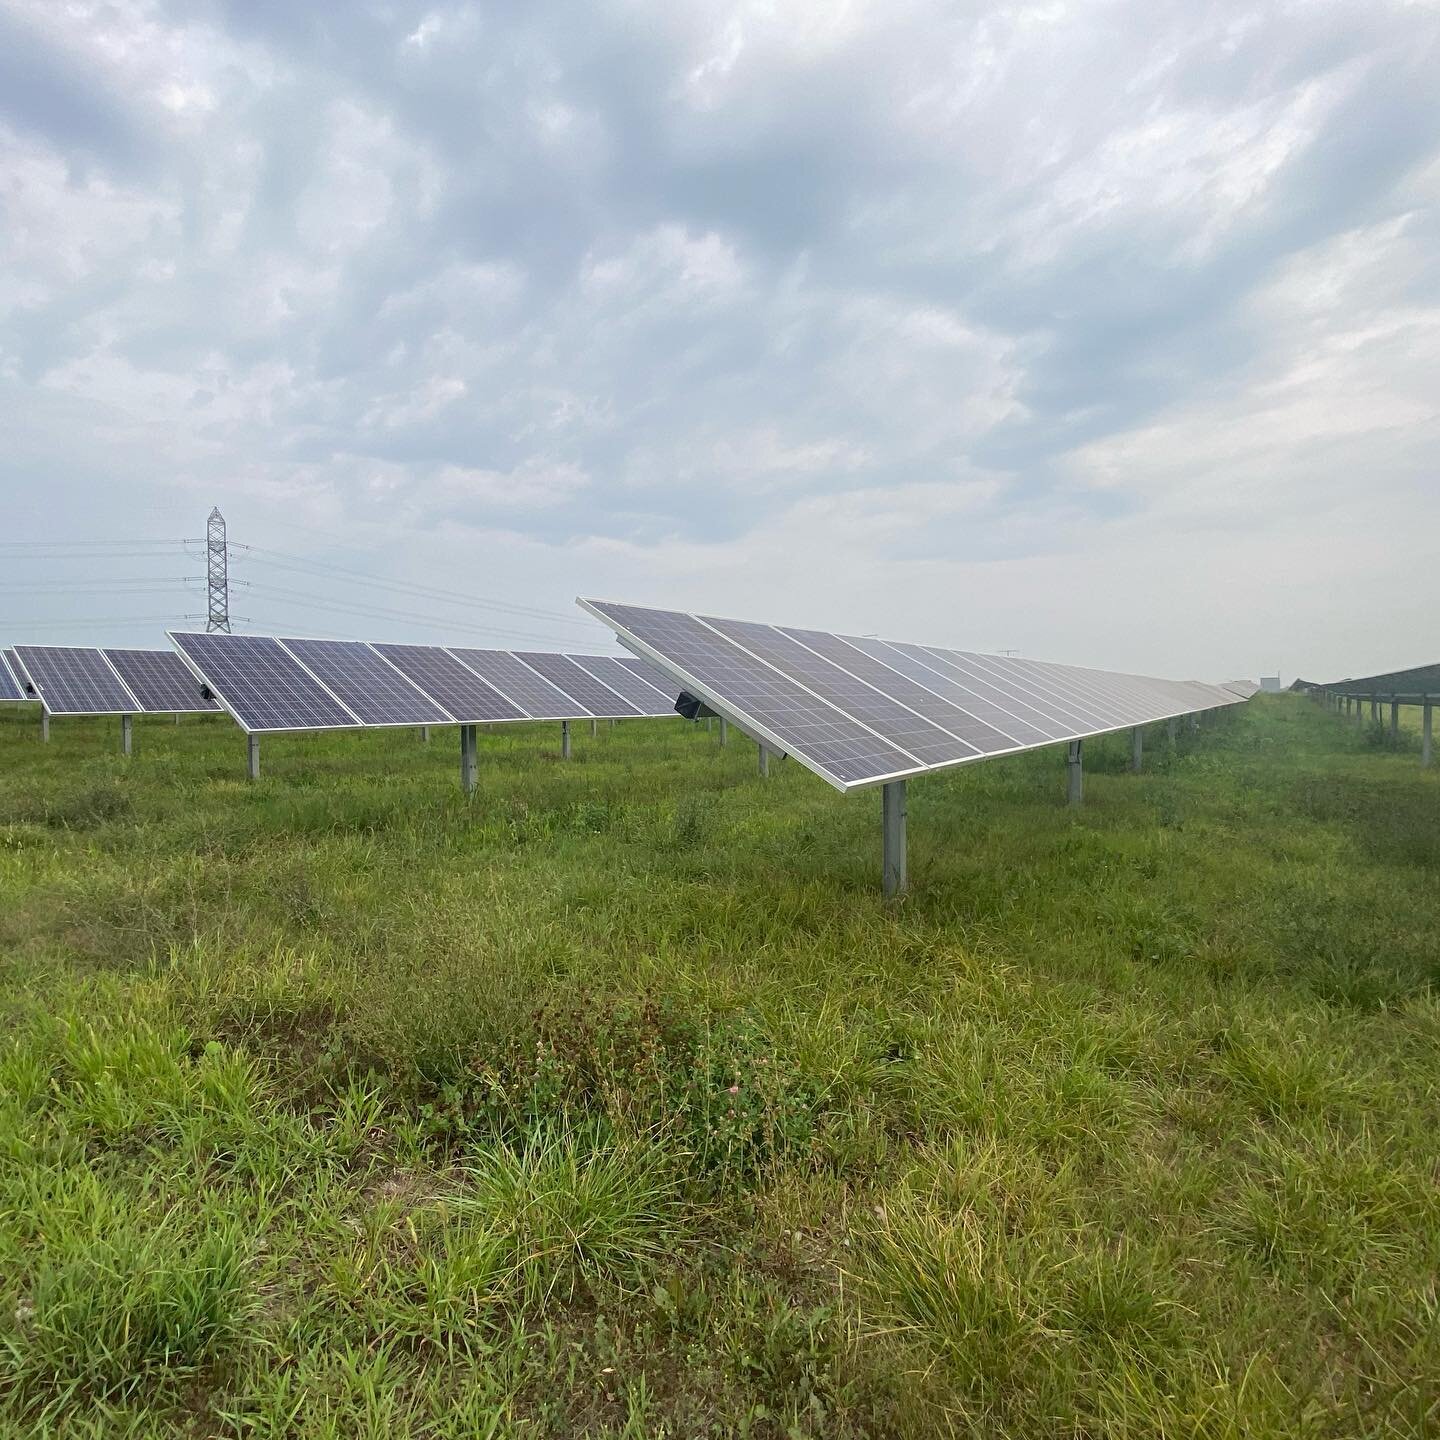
xmin=0 ymin=646 xmax=220 ymax=714
xmin=1 ymin=638 xmax=682 ymax=732
xmin=1312 ymin=662 xmax=1440 ymax=701
xmin=167 ymin=633 xmax=681 ymax=732
xmin=580 ymin=600 xmax=1250 ymax=792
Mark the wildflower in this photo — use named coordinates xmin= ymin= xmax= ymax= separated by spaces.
xmin=728 ymin=1083 xmax=740 ymax=1094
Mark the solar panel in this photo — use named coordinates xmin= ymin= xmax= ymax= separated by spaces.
xmin=14 ymin=646 xmax=138 ymax=715
xmin=371 ymin=644 xmax=526 ymax=724
xmin=101 ymin=648 xmax=221 ymax=714
xmin=0 ymin=651 xmax=23 ymax=702
xmin=778 ymin=628 xmax=1011 ymax=754
xmin=510 ymin=652 xmax=643 ymax=718
xmin=578 ymin=604 xmax=920 ymax=786
xmin=566 ymin=655 xmax=677 ymax=716
xmin=579 ymin=599 xmax=1249 ymax=793
xmin=701 ymin=616 xmax=977 ymax=766
xmin=279 ymin=638 xmax=453 ymax=727
xmin=170 ymin=632 xmax=360 ymax=733
xmin=447 ymin=648 xmax=590 ymax=720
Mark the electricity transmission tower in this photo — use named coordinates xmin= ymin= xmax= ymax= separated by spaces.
xmin=206 ymin=507 xmax=231 ymax=633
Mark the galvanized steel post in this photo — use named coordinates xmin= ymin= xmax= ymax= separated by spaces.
xmin=1130 ymin=726 xmax=1143 ymax=773
xmin=1066 ymin=739 xmax=1083 ymax=807
xmin=121 ymin=714 xmax=132 ymax=757
xmin=882 ymin=780 xmax=907 ymax=898
xmin=247 ymin=733 xmax=260 ymax=782
xmin=561 ymin=720 xmax=571 ymax=760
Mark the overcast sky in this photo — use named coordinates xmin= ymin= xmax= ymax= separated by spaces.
xmin=2 ymin=0 xmax=1437 ymax=679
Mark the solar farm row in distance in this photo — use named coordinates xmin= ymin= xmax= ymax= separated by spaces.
xmin=167 ymin=633 xmax=682 ymax=734
xmin=579 ymin=600 xmax=1249 ymax=792
xmin=5 ymin=645 xmax=220 ymax=715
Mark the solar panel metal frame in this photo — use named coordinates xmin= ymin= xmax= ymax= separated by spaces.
xmin=169 ymin=631 xmax=365 ymax=734
xmin=100 ymin=648 xmax=223 ymax=715
xmin=582 ymin=599 xmax=1249 ymax=794
xmin=13 ymin=644 xmax=141 ymax=716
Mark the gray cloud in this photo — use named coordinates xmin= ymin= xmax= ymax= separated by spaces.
xmin=1 ymin=0 xmax=1437 ymax=678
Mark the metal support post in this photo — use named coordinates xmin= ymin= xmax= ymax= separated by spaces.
xmin=1390 ymin=699 xmax=1400 ymax=743
xmin=720 ymin=717 xmax=728 ymax=747
xmin=1370 ymin=697 xmax=1379 ymax=725
xmin=758 ymin=743 xmax=769 ymax=777
xmin=247 ymin=733 xmax=260 ymax=781
xmin=1189 ymin=712 xmax=1199 ymax=733
xmin=40 ymin=710 xmax=49 ymax=743
xmin=590 ymin=718 xmax=597 ymax=737
xmin=420 ymin=726 xmax=430 ymax=743
xmin=121 ymin=714 xmax=132 ymax=757
xmin=1354 ymin=697 xmax=1363 ymax=729
xmin=561 ymin=720 xmax=571 ymax=759
xmin=1423 ymin=701 xmax=1433 ymax=769
xmin=1130 ymin=726 xmax=1143 ymax=774
xmin=1066 ymin=739 xmax=1083 ymax=807
xmin=882 ymin=780 xmax=907 ymax=898
xmin=459 ymin=724 xmax=477 ymax=794
xmin=1167 ymin=716 xmax=1178 ymax=744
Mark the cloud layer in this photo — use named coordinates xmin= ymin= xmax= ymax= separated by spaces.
xmin=2 ymin=0 xmax=1437 ymax=677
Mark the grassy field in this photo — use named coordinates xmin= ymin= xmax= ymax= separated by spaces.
xmin=1 ymin=695 xmax=1437 ymax=1438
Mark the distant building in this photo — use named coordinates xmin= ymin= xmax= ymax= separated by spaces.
xmin=1261 ymin=676 xmax=1282 ymax=692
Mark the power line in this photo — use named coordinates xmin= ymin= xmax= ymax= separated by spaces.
xmin=233 ymin=545 xmax=593 ymax=628
xmin=8 ymin=614 xmax=203 ymax=632
xmin=241 ymin=581 xmax=606 ymax=647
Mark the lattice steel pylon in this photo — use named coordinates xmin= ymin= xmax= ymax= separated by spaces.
xmin=205 ymin=507 xmax=231 ymax=633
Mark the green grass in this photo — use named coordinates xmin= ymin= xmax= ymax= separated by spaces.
xmin=0 ymin=697 xmax=1437 ymax=1436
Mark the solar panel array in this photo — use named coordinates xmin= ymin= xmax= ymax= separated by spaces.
xmin=168 ymin=632 xmax=683 ymax=734
xmin=579 ymin=599 xmax=1250 ymax=793
xmin=6 ymin=645 xmax=222 ymax=715
xmin=1322 ymin=662 xmax=1440 ymax=700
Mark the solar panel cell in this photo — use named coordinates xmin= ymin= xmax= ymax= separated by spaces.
xmin=14 ymin=646 xmax=138 ymax=715
xmin=371 ymin=644 xmax=526 ymax=723
xmin=170 ymin=633 xmax=360 ymax=732
xmin=102 ymin=648 xmax=221 ymax=714
xmin=510 ymin=653 xmax=642 ymax=718
xmin=279 ymin=639 xmax=453 ymax=726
